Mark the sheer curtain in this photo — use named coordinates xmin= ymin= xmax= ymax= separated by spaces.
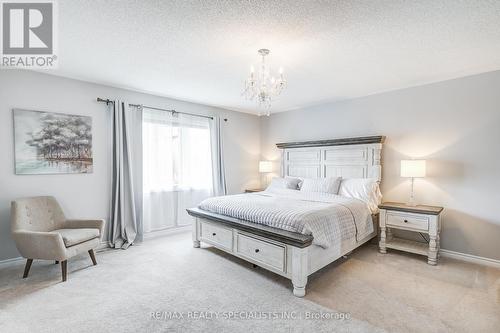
xmin=142 ymin=109 xmax=215 ymax=232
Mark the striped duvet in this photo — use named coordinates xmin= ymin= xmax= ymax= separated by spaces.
xmin=198 ymin=189 xmax=374 ymax=248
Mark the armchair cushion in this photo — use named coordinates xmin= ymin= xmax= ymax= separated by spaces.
xmin=52 ymin=228 xmax=100 ymax=247
xmin=65 ymin=219 xmax=105 ymax=240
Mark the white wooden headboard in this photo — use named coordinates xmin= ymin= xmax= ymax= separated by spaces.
xmin=277 ymin=136 xmax=385 ymax=181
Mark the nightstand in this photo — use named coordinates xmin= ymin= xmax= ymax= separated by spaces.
xmin=378 ymin=202 xmax=444 ymax=265
xmin=245 ymin=189 xmax=264 ymax=193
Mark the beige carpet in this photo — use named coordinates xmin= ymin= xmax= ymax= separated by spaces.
xmin=0 ymin=231 xmax=498 ymax=332
xmin=306 ymin=242 xmax=500 ymax=333
xmin=0 ymin=232 xmax=384 ymax=333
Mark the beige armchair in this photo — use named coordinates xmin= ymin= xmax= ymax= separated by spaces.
xmin=11 ymin=196 xmax=105 ymax=282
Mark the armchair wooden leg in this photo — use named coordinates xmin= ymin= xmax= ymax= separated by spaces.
xmin=61 ymin=260 xmax=67 ymax=282
xmin=23 ymin=259 xmax=33 ymax=278
xmin=88 ymin=249 xmax=97 ymax=266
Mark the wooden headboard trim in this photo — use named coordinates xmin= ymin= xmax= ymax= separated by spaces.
xmin=276 ymin=136 xmax=385 ymax=149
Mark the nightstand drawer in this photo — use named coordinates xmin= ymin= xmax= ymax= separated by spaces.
xmin=386 ymin=212 xmax=429 ymax=231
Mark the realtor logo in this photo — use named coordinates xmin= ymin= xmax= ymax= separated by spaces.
xmin=1 ymin=0 xmax=57 ymax=68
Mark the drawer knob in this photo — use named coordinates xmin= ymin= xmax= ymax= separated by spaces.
xmin=212 ymin=232 xmax=216 ymax=236
xmin=255 ymin=249 xmax=260 ymax=253
xmin=404 ymin=219 xmax=408 ymax=223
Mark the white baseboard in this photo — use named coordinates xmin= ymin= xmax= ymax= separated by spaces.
xmin=0 ymin=241 xmax=110 ymax=267
xmin=440 ymin=249 xmax=500 ymax=269
xmin=141 ymin=226 xmax=499 ymax=270
xmin=96 ymin=240 xmax=111 ymax=252
xmin=0 ymin=256 xmax=23 ymax=268
xmin=98 ymin=226 xmax=191 ymax=247
xmin=143 ymin=225 xmax=191 ymax=240
xmin=4 ymin=233 xmax=496 ymax=270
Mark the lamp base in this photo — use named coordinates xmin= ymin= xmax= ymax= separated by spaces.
xmin=407 ymin=177 xmax=417 ymax=206
xmin=406 ymin=200 xmax=418 ymax=207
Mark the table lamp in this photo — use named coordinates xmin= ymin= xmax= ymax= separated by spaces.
xmin=401 ymin=160 xmax=426 ymax=206
xmin=259 ymin=161 xmax=272 ymax=187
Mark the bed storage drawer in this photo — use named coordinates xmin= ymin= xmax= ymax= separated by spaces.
xmin=199 ymin=221 xmax=233 ymax=250
xmin=236 ymin=233 xmax=286 ymax=272
xmin=386 ymin=212 xmax=429 ymax=231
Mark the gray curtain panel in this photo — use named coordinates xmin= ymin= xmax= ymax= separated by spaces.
xmin=210 ymin=116 xmax=227 ymax=196
xmin=109 ymin=100 xmax=143 ymax=249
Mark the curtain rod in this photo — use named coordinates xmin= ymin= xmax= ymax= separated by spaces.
xmin=96 ymin=97 xmax=215 ymax=120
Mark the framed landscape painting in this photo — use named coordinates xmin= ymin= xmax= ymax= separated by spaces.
xmin=13 ymin=109 xmax=93 ymax=174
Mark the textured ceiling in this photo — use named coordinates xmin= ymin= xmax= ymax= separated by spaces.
xmin=50 ymin=0 xmax=500 ymax=113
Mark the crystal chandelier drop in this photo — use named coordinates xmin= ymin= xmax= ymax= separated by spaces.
xmin=242 ymin=49 xmax=286 ymax=116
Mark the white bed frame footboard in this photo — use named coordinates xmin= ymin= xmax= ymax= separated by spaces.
xmin=190 ymin=212 xmax=378 ymax=297
xmin=188 ymin=136 xmax=384 ymax=297
xmin=191 ymin=212 xmax=311 ymax=297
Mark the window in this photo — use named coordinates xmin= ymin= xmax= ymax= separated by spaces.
xmin=142 ymin=110 xmax=213 ymax=231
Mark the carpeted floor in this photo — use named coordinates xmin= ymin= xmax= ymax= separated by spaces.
xmin=306 ymin=240 xmax=500 ymax=333
xmin=0 ymin=231 xmax=498 ymax=333
xmin=0 ymin=232 xmax=384 ymax=333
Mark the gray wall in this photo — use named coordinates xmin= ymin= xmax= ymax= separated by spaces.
xmin=0 ymin=70 xmax=260 ymax=261
xmin=2 ymin=69 xmax=499 ymax=262
xmin=260 ymin=71 xmax=500 ymax=261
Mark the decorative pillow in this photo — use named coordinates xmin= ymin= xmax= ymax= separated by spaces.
xmin=285 ymin=176 xmax=302 ymax=189
xmin=299 ymin=177 xmax=342 ymax=194
xmin=338 ymin=178 xmax=382 ymax=213
xmin=266 ymin=177 xmax=301 ymax=190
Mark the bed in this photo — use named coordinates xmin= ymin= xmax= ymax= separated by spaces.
xmin=187 ymin=136 xmax=384 ymax=297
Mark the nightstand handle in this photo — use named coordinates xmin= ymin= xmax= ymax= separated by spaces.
xmin=404 ymin=219 xmax=408 ymax=223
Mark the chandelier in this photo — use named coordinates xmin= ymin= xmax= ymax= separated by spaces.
xmin=242 ymin=49 xmax=286 ymax=116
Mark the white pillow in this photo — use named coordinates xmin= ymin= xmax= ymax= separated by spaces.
xmin=266 ymin=177 xmax=301 ymax=190
xmin=338 ymin=178 xmax=382 ymax=213
xmin=300 ymin=177 xmax=342 ymax=194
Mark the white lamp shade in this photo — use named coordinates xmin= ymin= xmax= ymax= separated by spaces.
xmin=259 ymin=161 xmax=272 ymax=173
xmin=401 ymin=160 xmax=426 ymax=178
